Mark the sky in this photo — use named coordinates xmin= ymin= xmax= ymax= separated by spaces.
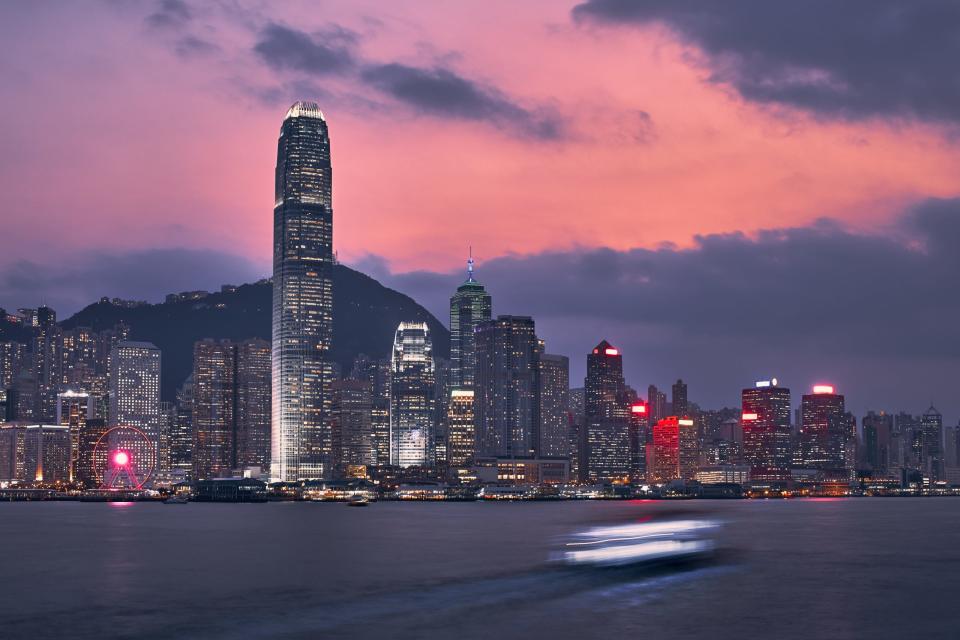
xmin=1 ymin=1 xmax=959 ymax=418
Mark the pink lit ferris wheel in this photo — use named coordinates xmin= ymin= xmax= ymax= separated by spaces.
xmin=92 ymin=426 xmax=156 ymax=490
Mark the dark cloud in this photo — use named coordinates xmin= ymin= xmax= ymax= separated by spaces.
xmin=361 ymin=63 xmax=564 ymax=139
xmin=357 ymin=199 xmax=960 ymax=418
xmin=145 ymin=0 xmax=191 ymax=30
xmin=253 ymin=23 xmax=356 ymax=75
xmin=573 ymin=0 xmax=960 ymax=124
xmin=0 ymin=249 xmax=264 ymax=317
xmin=174 ymin=35 xmax=219 ymax=58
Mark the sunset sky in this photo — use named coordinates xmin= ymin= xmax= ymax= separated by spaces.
xmin=2 ymin=1 xmax=959 ymax=415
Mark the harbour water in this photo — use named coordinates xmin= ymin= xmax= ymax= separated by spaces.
xmin=2 ymin=498 xmax=958 ymax=639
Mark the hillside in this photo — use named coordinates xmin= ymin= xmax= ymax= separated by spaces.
xmin=60 ymin=265 xmax=449 ymax=400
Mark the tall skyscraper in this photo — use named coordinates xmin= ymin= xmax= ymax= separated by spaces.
xmin=800 ymin=384 xmax=847 ymax=473
xmin=672 ymin=379 xmax=688 ymax=417
xmin=0 ymin=341 xmax=25 ymax=389
xmin=447 ymin=389 xmax=476 ymax=468
xmin=170 ymin=376 xmax=194 ymax=477
xmin=56 ymin=390 xmax=94 ymax=481
xmin=192 ymin=340 xmax=235 ymax=480
xmin=109 ymin=341 xmax=162 ymax=471
xmin=920 ymin=406 xmax=944 ymax=483
xmin=235 ymin=339 xmax=271 ymax=471
xmin=862 ymin=411 xmax=893 ymax=476
xmin=538 ymin=353 xmax=569 ymax=458
xmin=741 ymin=378 xmax=792 ymax=483
xmin=33 ymin=306 xmax=61 ymax=421
xmin=193 ymin=339 xmax=272 ymax=480
xmin=449 ymin=253 xmax=492 ymax=390
xmin=650 ymin=417 xmax=698 ymax=482
xmin=583 ymin=340 xmax=630 ymax=483
xmin=331 ymin=379 xmax=374 ymax=475
xmin=629 ymin=401 xmax=649 ymax=482
xmin=647 ymin=384 xmax=666 ymax=423
xmin=390 ymin=322 xmax=436 ymax=467
xmin=350 ymin=355 xmax=391 ymax=467
xmin=272 ymin=101 xmax=335 ymax=482
xmin=474 ymin=316 xmax=540 ymax=458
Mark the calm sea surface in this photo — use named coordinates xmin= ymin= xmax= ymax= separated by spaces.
xmin=2 ymin=498 xmax=959 ymax=639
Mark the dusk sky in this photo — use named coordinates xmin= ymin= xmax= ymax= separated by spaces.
xmin=2 ymin=1 xmax=959 ymax=417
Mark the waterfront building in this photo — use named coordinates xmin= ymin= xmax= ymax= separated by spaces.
xmin=650 ymin=417 xmax=698 ymax=482
xmin=474 ymin=316 xmax=540 ymax=458
xmin=390 ymin=322 xmax=436 ymax=467
xmin=629 ymin=401 xmax=649 ymax=483
xmin=56 ymin=390 xmax=94 ymax=481
xmin=331 ymin=379 xmax=374 ymax=475
xmin=449 ymin=253 xmax=492 ymax=390
xmin=538 ymin=353 xmax=569 ymax=458
xmin=583 ymin=340 xmax=630 ymax=483
xmin=741 ymin=378 xmax=792 ymax=483
xmin=272 ymin=101 xmax=335 ymax=482
xmin=800 ymin=384 xmax=848 ymax=474
xmin=447 ymin=389 xmax=476 ymax=469
xmin=862 ymin=411 xmax=893 ymax=476
xmin=0 ymin=424 xmax=71 ymax=483
xmin=109 ymin=341 xmax=161 ymax=471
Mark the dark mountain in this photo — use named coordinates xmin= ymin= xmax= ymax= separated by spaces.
xmin=60 ymin=265 xmax=449 ymax=400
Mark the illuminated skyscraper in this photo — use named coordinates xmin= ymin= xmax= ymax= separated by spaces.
xmin=447 ymin=389 xmax=476 ymax=468
xmin=920 ymin=406 xmax=944 ymax=483
xmin=449 ymin=253 xmax=492 ymax=389
xmin=331 ymin=379 xmax=374 ymax=475
xmin=109 ymin=341 xmax=161 ymax=471
xmin=474 ymin=316 xmax=540 ymax=458
xmin=583 ymin=340 xmax=630 ymax=483
xmin=647 ymin=384 xmax=666 ymax=423
xmin=56 ymin=390 xmax=94 ymax=481
xmin=629 ymin=401 xmax=649 ymax=482
xmin=390 ymin=322 xmax=436 ymax=467
xmin=538 ymin=353 xmax=569 ymax=457
xmin=650 ymin=417 xmax=698 ymax=482
xmin=0 ymin=341 xmax=25 ymax=389
xmin=800 ymin=384 xmax=847 ymax=472
xmin=350 ymin=355 xmax=391 ymax=467
xmin=741 ymin=379 xmax=792 ymax=483
xmin=193 ymin=339 xmax=272 ymax=480
xmin=272 ymin=101 xmax=335 ymax=481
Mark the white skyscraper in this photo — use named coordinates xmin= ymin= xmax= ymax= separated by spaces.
xmin=109 ymin=341 xmax=161 ymax=470
xmin=390 ymin=322 xmax=436 ymax=467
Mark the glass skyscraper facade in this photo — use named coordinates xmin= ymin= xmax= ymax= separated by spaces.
xmin=583 ymin=340 xmax=630 ymax=483
xmin=449 ymin=256 xmax=492 ymax=390
xmin=271 ymin=102 xmax=335 ymax=481
xmin=390 ymin=322 xmax=436 ymax=468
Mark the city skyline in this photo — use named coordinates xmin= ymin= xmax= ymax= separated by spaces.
xmin=2 ymin=2 xmax=959 ymax=417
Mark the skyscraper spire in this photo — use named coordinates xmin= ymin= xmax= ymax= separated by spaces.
xmin=467 ymin=246 xmax=475 ymax=282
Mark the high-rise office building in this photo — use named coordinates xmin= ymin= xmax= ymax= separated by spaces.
xmin=920 ymin=406 xmax=944 ymax=483
xmin=350 ymin=355 xmax=391 ymax=467
xmin=109 ymin=341 xmax=161 ymax=471
xmin=56 ymin=390 xmax=94 ymax=481
xmin=800 ymin=384 xmax=848 ymax=472
xmin=0 ymin=341 xmax=25 ymax=389
xmin=449 ymin=254 xmax=492 ymax=390
xmin=192 ymin=340 xmax=236 ymax=480
xmin=272 ymin=101 xmax=335 ymax=482
xmin=447 ymin=389 xmax=476 ymax=468
xmin=331 ymin=379 xmax=374 ymax=475
xmin=170 ymin=376 xmax=194 ymax=476
xmin=0 ymin=424 xmax=71 ymax=484
xmin=672 ymin=379 xmax=688 ymax=418
xmin=192 ymin=339 xmax=272 ymax=480
xmin=235 ymin=339 xmax=271 ymax=470
xmin=650 ymin=416 xmax=698 ymax=482
xmin=862 ymin=411 xmax=893 ymax=476
xmin=583 ymin=340 xmax=630 ymax=483
xmin=538 ymin=353 xmax=569 ymax=458
xmin=629 ymin=401 xmax=649 ymax=483
xmin=647 ymin=384 xmax=666 ymax=423
xmin=33 ymin=306 xmax=61 ymax=421
xmin=390 ymin=322 xmax=436 ymax=467
xmin=474 ymin=316 xmax=540 ymax=458
xmin=741 ymin=378 xmax=792 ymax=483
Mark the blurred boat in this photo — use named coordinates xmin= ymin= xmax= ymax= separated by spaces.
xmin=347 ymin=494 xmax=370 ymax=507
xmin=555 ymin=518 xmax=719 ymax=568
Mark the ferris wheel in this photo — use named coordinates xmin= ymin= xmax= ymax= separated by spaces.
xmin=92 ymin=426 xmax=156 ymax=490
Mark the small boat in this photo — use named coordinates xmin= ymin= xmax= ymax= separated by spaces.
xmin=163 ymin=495 xmax=190 ymax=504
xmin=347 ymin=494 xmax=369 ymax=507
